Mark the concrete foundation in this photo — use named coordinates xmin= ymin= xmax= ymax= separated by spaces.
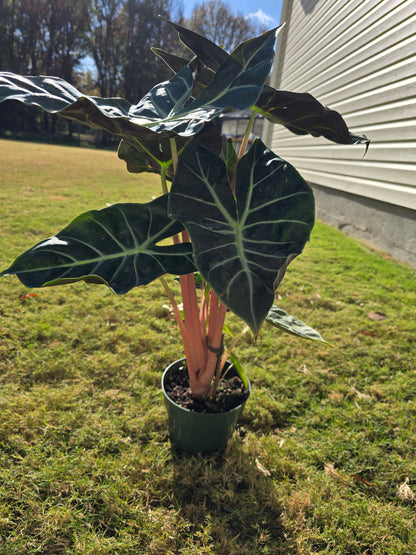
xmin=311 ymin=184 xmax=416 ymax=268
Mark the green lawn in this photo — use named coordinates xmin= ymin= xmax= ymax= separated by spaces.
xmin=0 ymin=139 xmax=415 ymax=554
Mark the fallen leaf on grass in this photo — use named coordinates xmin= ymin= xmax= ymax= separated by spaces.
xmin=350 ymin=386 xmax=372 ymax=401
xmin=359 ymin=330 xmax=380 ymax=338
xmin=324 ymin=463 xmax=352 ymax=486
xmin=397 ymin=478 xmax=415 ymax=504
xmin=351 ymin=474 xmax=375 ymax=488
xmin=256 ymin=458 xmax=271 ymax=477
xmin=328 ymin=391 xmax=344 ymax=402
xmin=325 ymin=464 xmax=376 ymax=489
xmin=367 ymin=311 xmax=387 ymax=321
xmin=19 ymin=293 xmax=39 ymax=301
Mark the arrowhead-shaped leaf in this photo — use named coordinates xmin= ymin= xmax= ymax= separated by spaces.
xmin=181 ymin=27 xmax=277 ymax=114
xmin=256 ymin=86 xmax=369 ymax=147
xmin=118 ymin=122 xmax=223 ymax=178
xmin=1 ymin=196 xmax=196 ymax=294
xmin=169 ymin=139 xmax=315 ymax=333
xmin=164 ymin=20 xmax=229 ymax=71
xmin=0 ymin=67 xmax=213 ymax=140
xmin=0 ymin=26 xmax=276 ymax=144
xmin=151 ymin=47 xmax=193 ymax=74
xmin=159 ymin=22 xmax=368 ymax=147
xmin=266 ymin=305 xmax=327 ymax=342
xmin=0 ymin=68 xmax=200 ymax=137
xmin=151 ymin=47 xmax=216 ymax=99
xmin=117 ymin=135 xmax=185 ymax=178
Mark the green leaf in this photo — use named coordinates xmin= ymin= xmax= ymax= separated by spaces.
xmin=169 ymin=139 xmax=315 ymax=333
xmin=0 ymin=25 xmax=277 ymax=142
xmin=150 ymin=47 xmax=192 ymax=74
xmin=1 ymin=196 xmax=196 ymax=294
xmin=0 ymin=68 xmax=200 ymax=137
xmin=156 ymin=22 xmax=279 ymax=113
xmin=0 ymin=27 xmax=276 ymax=144
xmin=117 ymin=136 xmax=182 ymax=178
xmin=181 ymin=28 xmax=278 ymax=114
xmin=193 ymin=122 xmax=224 ymax=156
xmin=228 ymin=353 xmax=248 ymax=389
xmin=266 ymin=305 xmax=327 ymax=343
xmin=151 ymin=47 xmax=216 ymax=100
xmin=222 ymin=324 xmax=233 ymax=338
xmin=0 ymin=67 xmax=222 ymax=139
xmin=223 ymin=138 xmax=238 ymax=181
xmin=118 ymin=123 xmax=223 ymax=178
xmin=160 ymin=22 xmax=368 ymax=147
xmin=165 ymin=20 xmax=229 ymax=71
xmin=256 ymin=87 xmax=369 ymax=148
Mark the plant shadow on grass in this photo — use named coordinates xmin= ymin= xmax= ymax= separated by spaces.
xmin=166 ymin=439 xmax=298 ymax=555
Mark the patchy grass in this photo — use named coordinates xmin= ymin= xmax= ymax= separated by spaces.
xmin=0 ymin=139 xmax=415 ymax=554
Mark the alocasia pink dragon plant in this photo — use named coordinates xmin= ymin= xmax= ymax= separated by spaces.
xmin=0 ymin=21 xmax=368 ymax=399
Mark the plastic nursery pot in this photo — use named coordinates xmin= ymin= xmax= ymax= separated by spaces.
xmin=162 ymin=358 xmax=251 ymax=455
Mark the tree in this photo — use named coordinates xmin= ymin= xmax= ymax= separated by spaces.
xmin=0 ymin=0 xmax=89 ymax=79
xmin=0 ymin=0 xmax=90 ymax=136
xmin=88 ymin=0 xmax=123 ymax=97
xmin=183 ymin=0 xmax=265 ymax=53
xmin=43 ymin=0 xmax=90 ymax=82
xmin=0 ymin=0 xmax=186 ymax=137
xmin=0 ymin=0 xmax=19 ymax=72
xmin=120 ymin=0 xmax=181 ymax=103
xmin=15 ymin=0 xmax=46 ymax=74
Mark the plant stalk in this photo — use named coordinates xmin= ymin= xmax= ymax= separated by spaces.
xmin=159 ymin=276 xmax=198 ymax=384
xmin=170 ymin=138 xmax=179 ymax=173
xmin=160 ymin=165 xmax=169 ymax=195
xmin=209 ymin=326 xmax=250 ymax=397
xmin=237 ymin=110 xmax=257 ymax=160
xmin=230 ymin=110 xmax=257 ymax=194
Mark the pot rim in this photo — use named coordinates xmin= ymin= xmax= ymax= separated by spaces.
xmin=161 ymin=358 xmax=251 ymax=416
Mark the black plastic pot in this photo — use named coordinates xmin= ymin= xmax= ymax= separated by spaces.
xmin=162 ymin=358 xmax=251 ymax=455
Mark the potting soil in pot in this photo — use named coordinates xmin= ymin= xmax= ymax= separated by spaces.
xmin=163 ymin=361 xmax=249 ymax=413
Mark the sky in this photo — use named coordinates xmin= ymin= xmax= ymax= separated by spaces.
xmin=183 ymin=0 xmax=283 ymax=29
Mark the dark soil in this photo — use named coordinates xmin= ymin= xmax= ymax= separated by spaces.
xmin=163 ymin=361 xmax=249 ymax=414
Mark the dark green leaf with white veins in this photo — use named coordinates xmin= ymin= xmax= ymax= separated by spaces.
xmin=151 ymin=47 xmax=216 ymax=99
xmin=1 ymin=196 xmax=196 ymax=294
xmin=117 ymin=123 xmax=223 ymax=179
xmin=0 ymin=67 xmax=206 ymax=138
xmin=158 ymin=22 xmax=367 ymax=148
xmin=0 ymin=27 xmax=276 ymax=142
xmin=169 ymin=139 xmax=315 ymax=333
xmin=117 ymin=135 xmax=187 ymax=178
xmin=165 ymin=19 xmax=229 ymax=71
xmin=256 ymin=87 xmax=369 ymax=148
xmin=266 ymin=305 xmax=327 ymax=342
xmin=181 ymin=27 xmax=278 ymax=114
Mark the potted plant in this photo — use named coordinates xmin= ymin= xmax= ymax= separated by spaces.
xmin=0 ymin=21 xmax=368 ymax=453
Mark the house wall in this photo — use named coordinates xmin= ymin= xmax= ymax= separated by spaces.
xmin=263 ymin=0 xmax=416 ymax=266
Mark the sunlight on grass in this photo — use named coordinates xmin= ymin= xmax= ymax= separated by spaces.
xmin=0 ymin=139 xmax=415 ymax=553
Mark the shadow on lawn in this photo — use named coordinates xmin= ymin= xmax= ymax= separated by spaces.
xmin=168 ymin=441 xmax=299 ymax=554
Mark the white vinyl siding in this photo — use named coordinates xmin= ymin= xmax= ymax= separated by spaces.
xmin=264 ymin=0 xmax=416 ymax=211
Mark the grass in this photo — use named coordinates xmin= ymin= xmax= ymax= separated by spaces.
xmin=0 ymin=138 xmax=415 ymax=554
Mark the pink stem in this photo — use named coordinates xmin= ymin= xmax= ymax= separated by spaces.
xmin=179 ymin=229 xmax=206 ymax=374
xmin=207 ymin=290 xmax=218 ymax=342
xmin=159 ymin=277 xmax=197 ymax=384
xmin=205 ymin=292 xmax=228 ymax=381
xmin=199 ymin=284 xmax=208 ymax=337
xmin=181 ymin=272 xmax=206 ymax=372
